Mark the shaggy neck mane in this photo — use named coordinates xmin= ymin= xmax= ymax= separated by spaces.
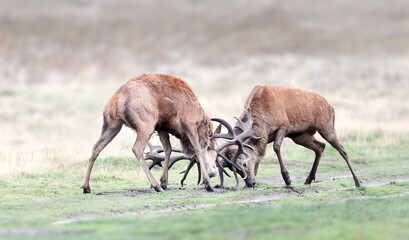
xmin=180 ymin=114 xmax=213 ymax=156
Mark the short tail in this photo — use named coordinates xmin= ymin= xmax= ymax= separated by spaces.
xmin=104 ymin=96 xmax=118 ymax=121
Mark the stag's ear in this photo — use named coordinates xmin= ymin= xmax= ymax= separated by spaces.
xmin=214 ymin=124 xmax=222 ymax=134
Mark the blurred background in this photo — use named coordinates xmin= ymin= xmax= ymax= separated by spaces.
xmin=0 ymin=0 xmax=408 ymax=176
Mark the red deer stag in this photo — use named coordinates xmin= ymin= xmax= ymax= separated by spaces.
xmin=81 ymin=74 xmax=218 ymax=193
xmin=214 ymin=85 xmax=362 ymax=188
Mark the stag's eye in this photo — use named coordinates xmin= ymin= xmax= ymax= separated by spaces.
xmin=243 ymin=163 xmax=247 ymax=168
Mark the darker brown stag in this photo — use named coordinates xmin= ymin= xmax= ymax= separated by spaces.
xmin=81 ymin=74 xmax=218 ymax=193
xmin=216 ymin=85 xmax=362 ymax=188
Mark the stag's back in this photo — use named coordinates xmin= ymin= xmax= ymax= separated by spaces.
xmin=245 ymin=85 xmax=335 ymax=134
xmin=104 ymin=74 xmax=210 ymax=137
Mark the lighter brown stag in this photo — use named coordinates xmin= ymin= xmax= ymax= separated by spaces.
xmin=216 ymin=85 xmax=362 ymax=188
xmin=81 ymin=74 xmax=218 ymax=193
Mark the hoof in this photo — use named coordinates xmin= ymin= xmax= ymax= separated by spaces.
xmin=304 ymin=176 xmax=315 ymax=185
xmin=282 ymin=172 xmax=291 ymax=186
xmin=160 ymin=178 xmax=167 ymax=190
xmin=82 ymin=186 xmax=91 ymax=194
xmin=304 ymin=179 xmax=313 ymax=185
xmin=205 ymin=184 xmax=214 ymax=192
xmin=203 ymin=180 xmax=214 ymax=192
xmin=352 ymin=177 xmax=362 ymax=187
xmin=153 ymin=186 xmax=164 ymax=193
xmin=214 ymin=184 xmax=224 ymax=189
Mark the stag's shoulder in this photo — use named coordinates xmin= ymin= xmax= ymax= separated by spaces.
xmin=127 ymin=74 xmax=192 ymax=90
xmin=266 ymin=86 xmax=325 ymax=98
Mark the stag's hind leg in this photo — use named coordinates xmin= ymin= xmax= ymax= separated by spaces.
xmin=291 ymin=132 xmax=326 ymax=185
xmin=132 ymin=126 xmax=163 ymax=192
xmin=82 ymin=118 xmax=123 ymax=193
xmin=320 ymin=129 xmax=362 ymax=187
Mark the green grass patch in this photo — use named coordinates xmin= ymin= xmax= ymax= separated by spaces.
xmin=14 ymin=194 xmax=407 ymax=240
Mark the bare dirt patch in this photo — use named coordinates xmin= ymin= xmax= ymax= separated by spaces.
xmin=53 ymin=192 xmax=289 ymax=225
xmin=94 ymin=186 xmax=234 ymax=198
xmin=258 ymin=174 xmax=352 ymax=185
xmin=53 ymin=178 xmax=409 ymax=225
xmin=0 ymin=229 xmax=90 ymax=237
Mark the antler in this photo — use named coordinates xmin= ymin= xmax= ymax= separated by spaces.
xmin=144 ymin=142 xmax=201 ymax=187
xmin=213 ymin=109 xmax=258 ymax=152
xmin=145 ymin=142 xmax=165 ymax=169
xmin=211 ymin=108 xmax=260 ymax=186
xmin=146 ymin=142 xmax=184 ymax=170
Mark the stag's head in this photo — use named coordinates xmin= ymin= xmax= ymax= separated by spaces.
xmin=221 ymin=145 xmax=258 ymax=187
xmin=194 ymin=117 xmax=219 ymax=178
xmin=211 ymin=109 xmax=261 ymax=187
xmin=202 ymin=139 xmax=218 ymax=178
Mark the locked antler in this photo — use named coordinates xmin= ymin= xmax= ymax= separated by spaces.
xmin=145 ymin=142 xmax=201 ymax=187
xmin=211 ymin=108 xmax=260 ymax=186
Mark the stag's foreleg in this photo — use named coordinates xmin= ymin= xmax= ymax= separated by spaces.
xmin=185 ymin=127 xmax=214 ymax=192
xmin=158 ymin=131 xmax=171 ymax=190
xmin=291 ymin=133 xmax=325 ymax=185
xmin=273 ymin=127 xmax=291 ymax=186
xmin=320 ymin=129 xmax=362 ymax=187
xmin=82 ymin=118 xmax=123 ymax=193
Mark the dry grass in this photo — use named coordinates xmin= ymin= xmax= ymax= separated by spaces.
xmin=1 ymin=63 xmax=407 ymax=177
xmin=0 ymin=0 xmax=408 ymax=177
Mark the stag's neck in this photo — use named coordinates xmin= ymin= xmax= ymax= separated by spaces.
xmin=180 ymin=114 xmax=213 ymax=155
xmin=244 ymin=116 xmax=269 ymax=158
xmin=197 ymin=115 xmax=213 ymax=148
xmin=248 ymin=137 xmax=268 ymax=158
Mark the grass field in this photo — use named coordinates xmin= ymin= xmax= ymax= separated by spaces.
xmin=1 ymin=0 xmax=409 ymax=239
xmin=0 ymin=83 xmax=408 ymax=239
xmin=0 ymin=138 xmax=408 ymax=239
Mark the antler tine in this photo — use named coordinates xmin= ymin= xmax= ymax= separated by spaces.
xmin=145 ymin=143 xmax=165 ymax=169
xmin=180 ymin=160 xmax=195 ymax=187
xmin=156 ymin=147 xmax=184 ymax=154
xmin=147 ymin=142 xmax=154 ymax=151
xmin=147 ymin=156 xmax=164 ymax=169
xmin=216 ymin=141 xmax=236 ymax=152
xmin=233 ymin=116 xmax=245 ymax=131
xmin=179 ymin=159 xmax=202 ymax=187
xmin=147 ymin=142 xmax=164 ymax=154
xmin=243 ymin=143 xmax=256 ymax=152
xmin=218 ymin=152 xmax=241 ymax=170
xmin=210 ymin=118 xmax=235 ymax=140
xmin=234 ymin=109 xmax=256 ymax=141
xmin=145 ymin=141 xmax=191 ymax=170
xmin=168 ymin=154 xmax=194 ymax=169
xmin=216 ymin=157 xmax=231 ymax=178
